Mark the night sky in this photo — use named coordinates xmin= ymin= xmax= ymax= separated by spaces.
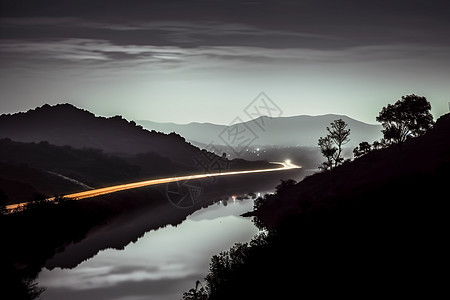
xmin=1 ymin=0 xmax=449 ymax=124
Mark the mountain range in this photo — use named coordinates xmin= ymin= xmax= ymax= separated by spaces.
xmin=0 ymin=104 xmax=272 ymax=204
xmin=137 ymin=114 xmax=383 ymax=150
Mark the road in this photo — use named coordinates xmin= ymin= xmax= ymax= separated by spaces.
xmin=5 ymin=161 xmax=300 ymax=212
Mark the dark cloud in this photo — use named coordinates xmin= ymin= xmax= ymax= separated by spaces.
xmin=0 ymin=18 xmax=335 ymax=49
xmin=1 ymin=0 xmax=450 ymax=50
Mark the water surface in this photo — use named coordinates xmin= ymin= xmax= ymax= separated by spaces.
xmin=38 ymin=197 xmax=259 ymax=300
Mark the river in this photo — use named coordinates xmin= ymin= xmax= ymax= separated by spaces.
xmin=37 ymin=195 xmax=261 ymax=300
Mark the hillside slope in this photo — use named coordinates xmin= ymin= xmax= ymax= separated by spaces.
xmin=0 ymin=139 xmax=147 ymax=202
xmin=0 ymin=162 xmax=85 ymax=203
xmin=190 ymin=113 xmax=450 ymax=299
xmin=254 ymin=113 xmax=450 ymax=229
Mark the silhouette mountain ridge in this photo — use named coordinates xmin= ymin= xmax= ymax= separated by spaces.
xmin=138 ymin=113 xmax=382 ymax=148
xmin=0 ymin=103 xmax=206 ymax=165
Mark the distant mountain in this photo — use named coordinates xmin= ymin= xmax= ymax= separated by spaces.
xmin=137 ymin=114 xmax=382 ymax=149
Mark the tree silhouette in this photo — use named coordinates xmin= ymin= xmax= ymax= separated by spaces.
xmin=182 ymin=280 xmax=208 ymax=300
xmin=327 ymin=119 xmax=350 ymax=167
xmin=376 ymin=94 xmax=434 ymax=145
xmin=275 ymin=179 xmax=297 ymax=193
xmin=318 ymin=119 xmax=350 ymax=170
xmin=353 ymin=141 xmax=371 ymax=158
xmin=372 ymin=140 xmax=382 ymax=150
xmin=318 ymin=136 xmax=336 ymax=171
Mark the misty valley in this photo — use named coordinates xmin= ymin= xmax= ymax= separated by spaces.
xmin=1 ymin=99 xmax=448 ymax=299
xmin=0 ymin=104 xmax=308 ymax=299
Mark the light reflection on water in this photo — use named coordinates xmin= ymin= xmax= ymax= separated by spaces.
xmin=38 ymin=197 xmax=260 ymax=300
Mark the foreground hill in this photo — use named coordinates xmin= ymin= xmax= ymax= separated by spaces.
xmin=138 ymin=114 xmax=382 ymax=149
xmin=254 ymin=113 xmax=450 ymax=228
xmin=186 ymin=113 xmax=450 ymax=299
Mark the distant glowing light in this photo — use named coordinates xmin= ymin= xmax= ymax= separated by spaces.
xmin=285 ymin=159 xmax=291 ymax=164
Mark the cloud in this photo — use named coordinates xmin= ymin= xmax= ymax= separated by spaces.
xmin=1 ymin=37 xmax=446 ymax=61
xmin=101 ymin=265 xmax=160 ymax=276
xmin=0 ymin=17 xmax=334 ymax=48
xmin=0 ymin=39 xmax=186 ymax=75
xmin=40 ymin=260 xmax=194 ymax=291
xmin=40 ymin=273 xmax=202 ymax=300
xmin=1 ymin=37 xmax=449 ymax=79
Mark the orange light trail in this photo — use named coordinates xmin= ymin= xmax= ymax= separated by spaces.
xmin=5 ymin=161 xmax=300 ymax=212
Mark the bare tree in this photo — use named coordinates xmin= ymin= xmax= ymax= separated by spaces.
xmin=327 ymin=119 xmax=351 ymax=167
xmin=318 ymin=119 xmax=350 ymax=170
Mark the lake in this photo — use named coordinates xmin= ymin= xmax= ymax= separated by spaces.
xmin=35 ymin=167 xmax=307 ymax=300
xmin=37 ymin=195 xmax=261 ymax=300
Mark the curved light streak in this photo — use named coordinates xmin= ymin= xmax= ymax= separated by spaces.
xmin=5 ymin=161 xmax=300 ymax=212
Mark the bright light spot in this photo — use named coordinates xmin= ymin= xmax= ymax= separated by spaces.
xmin=285 ymin=159 xmax=291 ymax=164
xmin=256 ymin=148 xmax=260 ymax=151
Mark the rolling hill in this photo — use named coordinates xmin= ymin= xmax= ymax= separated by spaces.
xmin=0 ymin=104 xmax=274 ymax=203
